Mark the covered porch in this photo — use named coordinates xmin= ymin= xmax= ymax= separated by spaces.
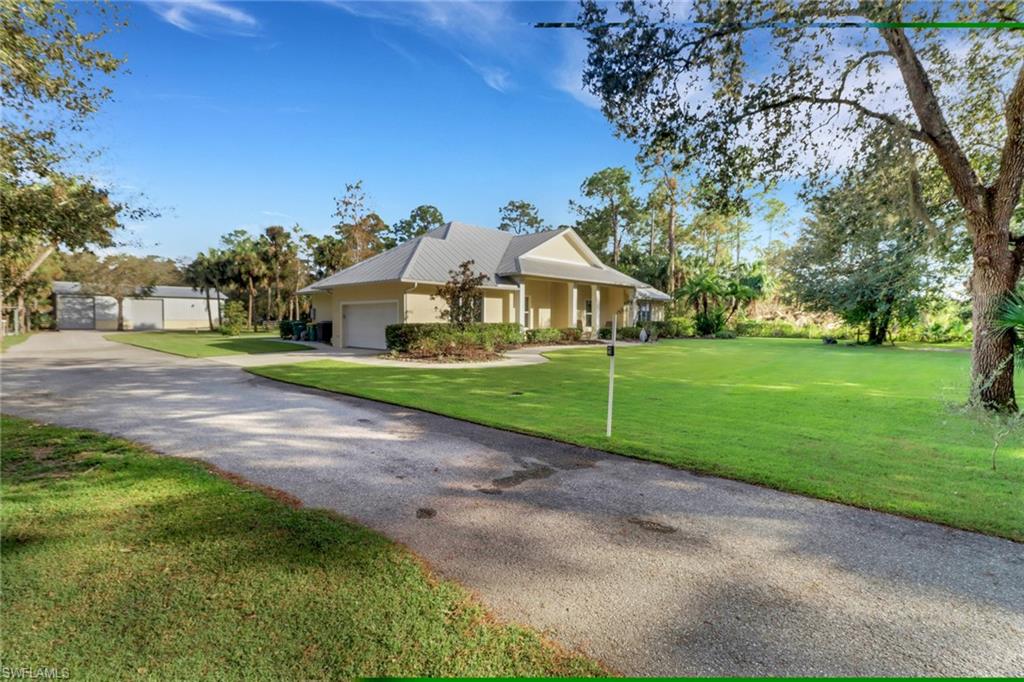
xmin=509 ymin=278 xmax=637 ymax=337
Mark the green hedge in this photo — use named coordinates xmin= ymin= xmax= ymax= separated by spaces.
xmin=385 ymin=323 xmax=524 ymax=353
xmin=525 ymin=328 xmax=563 ymax=344
xmin=650 ymin=317 xmax=694 ymax=338
xmin=733 ymin=319 xmax=858 ymax=340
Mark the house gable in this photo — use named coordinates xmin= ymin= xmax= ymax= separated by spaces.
xmin=517 ymin=231 xmax=602 ymax=267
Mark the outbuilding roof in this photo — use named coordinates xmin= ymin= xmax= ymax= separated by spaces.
xmin=300 ymin=221 xmax=669 ymax=299
xmin=53 ymin=281 xmax=228 ymax=300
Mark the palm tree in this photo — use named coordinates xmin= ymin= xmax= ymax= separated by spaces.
xmin=228 ymin=239 xmax=266 ymax=330
xmin=676 ymin=268 xmax=728 ymax=335
xmin=998 ymin=287 xmax=1024 ymax=361
xmin=184 ymin=253 xmax=216 ymax=330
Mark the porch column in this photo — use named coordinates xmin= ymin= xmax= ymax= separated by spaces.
xmin=517 ymin=281 xmax=527 ymax=329
xmin=592 ymin=284 xmax=601 ymax=336
xmin=569 ymin=283 xmax=577 ymax=328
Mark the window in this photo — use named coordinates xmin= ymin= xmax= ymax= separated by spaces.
xmin=637 ymin=301 xmax=651 ymax=323
xmin=524 ymin=296 xmax=532 ymax=328
xmin=474 ymin=294 xmax=484 ymax=322
xmin=584 ymin=299 xmax=593 ymax=327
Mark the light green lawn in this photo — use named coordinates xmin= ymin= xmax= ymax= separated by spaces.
xmin=2 ymin=333 xmax=31 ymax=352
xmin=106 ymin=331 xmax=312 ymax=358
xmin=0 ymin=416 xmax=600 ymax=678
xmin=251 ymin=338 xmax=1024 ymax=541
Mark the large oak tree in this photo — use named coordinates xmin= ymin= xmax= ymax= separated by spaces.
xmin=579 ymin=0 xmax=1024 ymax=408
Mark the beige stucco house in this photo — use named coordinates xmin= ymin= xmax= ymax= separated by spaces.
xmin=299 ymin=222 xmax=670 ymax=349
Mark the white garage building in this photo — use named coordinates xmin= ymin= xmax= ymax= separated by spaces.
xmin=53 ymin=281 xmax=226 ymax=331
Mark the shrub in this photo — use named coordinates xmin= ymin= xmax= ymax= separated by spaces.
xmin=279 ymin=320 xmax=296 ymax=339
xmin=617 ymin=326 xmax=642 ymax=340
xmin=525 ymin=328 xmax=563 ymax=344
xmin=597 ymin=327 xmax=611 ymax=340
xmin=734 ymin=319 xmax=806 ymax=338
xmin=732 ymin=319 xmax=859 ymax=340
xmin=385 ymin=323 xmax=523 ymax=354
xmin=695 ymin=308 xmax=727 ymax=335
xmin=221 ymin=301 xmax=246 ymax=336
xmin=559 ymin=327 xmax=583 ymax=343
xmin=714 ymin=329 xmax=737 ymax=339
xmin=653 ymin=317 xmax=695 ymax=338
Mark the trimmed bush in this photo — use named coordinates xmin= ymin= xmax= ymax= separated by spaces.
xmin=279 ymin=320 xmax=296 ymax=339
xmin=559 ymin=327 xmax=583 ymax=343
xmin=385 ymin=323 xmax=524 ymax=354
xmin=526 ymin=328 xmax=563 ymax=344
xmin=714 ymin=329 xmax=737 ymax=339
xmin=598 ymin=326 xmax=644 ymax=340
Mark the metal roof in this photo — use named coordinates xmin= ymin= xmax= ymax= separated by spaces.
xmin=300 ymin=222 xmax=670 ymax=299
xmin=53 ymin=281 xmax=228 ymax=300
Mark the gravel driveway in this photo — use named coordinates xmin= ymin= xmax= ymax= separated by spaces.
xmin=2 ymin=331 xmax=1022 ymax=675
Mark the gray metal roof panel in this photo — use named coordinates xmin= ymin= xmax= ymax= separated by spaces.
xmin=53 ymin=281 xmax=227 ymax=300
xmin=301 ymin=222 xmax=666 ymax=296
xmin=504 ymin=258 xmax=642 ymax=287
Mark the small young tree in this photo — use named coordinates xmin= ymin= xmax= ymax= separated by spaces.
xmin=433 ymin=260 xmax=488 ymax=326
xmin=220 ymin=300 xmax=246 ymax=336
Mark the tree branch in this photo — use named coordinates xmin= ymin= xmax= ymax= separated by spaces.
xmin=833 ymin=50 xmax=890 ymax=100
xmin=732 ymin=94 xmax=928 ymax=143
xmin=879 ymin=26 xmax=985 ymax=219
xmin=993 ymin=64 xmax=1024 ymax=230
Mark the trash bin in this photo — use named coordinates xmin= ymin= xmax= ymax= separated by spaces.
xmin=318 ymin=321 xmax=333 ymax=345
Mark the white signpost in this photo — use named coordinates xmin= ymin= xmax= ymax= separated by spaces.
xmin=606 ymin=314 xmax=616 ymax=437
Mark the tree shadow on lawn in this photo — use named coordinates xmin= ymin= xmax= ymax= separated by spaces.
xmin=3 ymin=352 xmax=1023 ymax=676
xmin=205 ymin=339 xmax=311 ymax=354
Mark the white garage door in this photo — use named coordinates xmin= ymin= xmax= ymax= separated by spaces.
xmin=58 ymin=296 xmax=95 ymax=329
xmin=343 ymin=302 xmax=397 ymax=349
xmin=127 ymin=298 xmax=164 ymax=330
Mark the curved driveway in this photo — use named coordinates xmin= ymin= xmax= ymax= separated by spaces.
xmin=2 ymin=331 xmax=1022 ymax=675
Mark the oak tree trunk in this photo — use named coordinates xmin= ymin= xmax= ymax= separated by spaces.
xmin=969 ymin=208 xmax=1020 ymax=410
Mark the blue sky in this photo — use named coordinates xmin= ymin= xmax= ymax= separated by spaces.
xmin=81 ymin=1 xmax=798 ymax=260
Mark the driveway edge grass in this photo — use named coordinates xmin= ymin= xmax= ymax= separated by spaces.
xmin=1 ymin=333 xmax=32 ymax=352
xmin=105 ymin=331 xmax=313 ymax=358
xmin=0 ymin=415 xmax=604 ymax=677
xmin=246 ymin=363 xmax=1023 ymax=544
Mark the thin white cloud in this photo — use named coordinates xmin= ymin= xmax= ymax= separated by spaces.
xmin=459 ymin=54 xmax=512 ymax=93
xmin=147 ymin=1 xmax=260 ymax=36
xmin=329 ymin=1 xmax=519 ymax=92
xmin=261 ymin=210 xmax=296 ymax=221
xmin=553 ymin=32 xmax=601 ymax=109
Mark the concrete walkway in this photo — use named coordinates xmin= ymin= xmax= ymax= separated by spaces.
xmin=2 ymin=331 xmax=1022 ymax=676
xmin=214 ymin=339 xmax=598 ymax=369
